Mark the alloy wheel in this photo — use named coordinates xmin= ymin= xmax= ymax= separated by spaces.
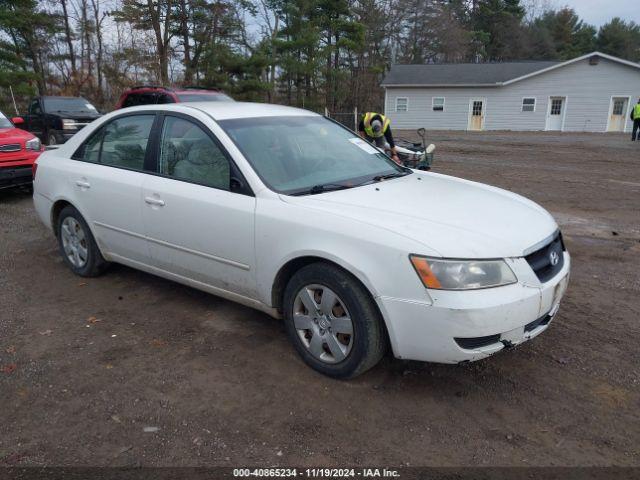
xmin=60 ymin=217 xmax=88 ymax=268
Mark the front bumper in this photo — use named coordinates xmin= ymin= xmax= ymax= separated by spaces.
xmin=0 ymin=165 xmax=34 ymax=189
xmin=377 ymin=252 xmax=570 ymax=363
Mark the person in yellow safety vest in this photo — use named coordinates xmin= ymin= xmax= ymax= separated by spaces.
xmin=358 ymin=112 xmax=400 ymax=164
xmin=631 ymin=98 xmax=640 ymax=141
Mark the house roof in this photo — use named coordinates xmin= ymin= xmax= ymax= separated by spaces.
xmin=382 ymin=61 xmax=559 ymax=87
xmin=381 ymin=52 xmax=640 ymax=88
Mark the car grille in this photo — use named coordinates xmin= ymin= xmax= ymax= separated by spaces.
xmin=0 ymin=143 xmax=21 ymax=153
xmin=525 ymin=233 xmax=565 ymax=283
xmin=455 ymin=334 xmax=501 ymax=350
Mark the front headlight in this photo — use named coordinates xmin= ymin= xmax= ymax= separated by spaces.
xmin=25 ymin=137 xmax=41 ymax=151
xmin=409 ymin=255 xmax=517 ymax=290
xmin=62 ymin=118 xmax=77 ymax=130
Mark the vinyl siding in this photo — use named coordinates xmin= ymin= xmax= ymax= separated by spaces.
xmin=384 ymin=57 xmax=640 ymax=132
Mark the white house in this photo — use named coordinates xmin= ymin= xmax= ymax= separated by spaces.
xmin=382 ymin=52 xmax=640 ymax=133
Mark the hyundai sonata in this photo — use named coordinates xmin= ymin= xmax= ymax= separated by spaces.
xmin=32 ymin=102 xmax=570 ymax=378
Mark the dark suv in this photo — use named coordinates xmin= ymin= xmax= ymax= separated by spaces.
xmin=13 ymin=96 xmax=102 ymax=145
xmin=115 ymin=86 xmax=233 ymax=109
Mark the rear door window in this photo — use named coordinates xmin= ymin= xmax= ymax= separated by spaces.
xmin=79 ymin=130 xmax=103 ymax=163
xmin=101 ymin=115 xmax=154 ymax=170
xmin=72 ymin=114 xmax=155 ymax=171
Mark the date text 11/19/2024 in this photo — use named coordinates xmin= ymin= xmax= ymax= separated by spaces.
xmin=233 ymin=468 xmax=401 ymax=478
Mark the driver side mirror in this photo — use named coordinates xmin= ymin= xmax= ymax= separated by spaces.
xmin=230 ymin=176 xmax=247 ymax=194
xmin=11 ymin=116 xmax=24 ymax=126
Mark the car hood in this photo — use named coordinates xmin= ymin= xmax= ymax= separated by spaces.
xmin=0 ymin=127 xmax=35 ymax=144
xmin=280 ymin=172 xmax=558 ymax=258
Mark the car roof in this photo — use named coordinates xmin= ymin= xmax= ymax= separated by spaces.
xmin=114 ymin=101 xmax=316 ymax=121
xmin=186 ymin=102 xmax=319 ymax=120
xmin=122 ymin=86 xmax=224 ymax=94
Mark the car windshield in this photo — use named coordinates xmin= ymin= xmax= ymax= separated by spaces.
xmin=0 ymin=112 xmax=12 ymax=128
xmin=177 ymin=93 xmax=234 ymax=102
xmin=219 ymin=116 xmax=406 ymax=195
xmin=43 ymin=97 xmax=98 ymax=114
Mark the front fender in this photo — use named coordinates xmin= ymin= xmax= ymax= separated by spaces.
xmin=254 ymin=197 xmax=433 ymax=309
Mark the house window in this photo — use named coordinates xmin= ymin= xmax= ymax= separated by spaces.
xmin=395 ymin=97 xmax=408 ymax=112
xmin=433 ymin=97 xmax=445 ymax=112
xmin=522 ymin=98 xmax=536 ymax=112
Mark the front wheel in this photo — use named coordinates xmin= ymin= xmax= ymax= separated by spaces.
xmin=283 ymin=263 xmax=387 ymax=379
xmin=47 ymin=133 xmax=58 ymax=146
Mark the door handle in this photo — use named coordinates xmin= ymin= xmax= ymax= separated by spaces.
xmin=75 ymin=180 xmax=91 ymax=189
xmin=144 ymin=196 xmax=165 ymax=207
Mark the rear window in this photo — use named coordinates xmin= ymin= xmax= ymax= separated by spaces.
xmin=122 ymin=92 xmax=173 ymax=108
xmin=176 ymin=93 xmax=234 ymax=102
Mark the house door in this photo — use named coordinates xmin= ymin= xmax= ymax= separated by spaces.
xmin=545 ymin=97 xmax=566 ymax=131
xmin=468 ymin=99 xmax=485 ymax=131
xmin=607 ymin=97 xmax=628 ymax=132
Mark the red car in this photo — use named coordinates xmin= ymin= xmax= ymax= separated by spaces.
xmin=0 ymin=111 xmax=43 ymax=190
xmin=115 ymin=86 xmax=234 ymax=109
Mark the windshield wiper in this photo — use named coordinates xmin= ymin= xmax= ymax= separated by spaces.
xmin=289 ymin=183 xmax=353 ymax=196
xmin=372 ymin=170 xmax=411 ymax=182
xmin=289 ymin=170 xmax=412 ymax=196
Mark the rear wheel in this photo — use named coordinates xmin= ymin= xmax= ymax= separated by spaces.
xmin=56 ymin=205 xmax=108 ymax=277
xmin=47 ymin=133 xmax=57 ymax=146
xmin=283 ymin=263 xmax=386 ymax=379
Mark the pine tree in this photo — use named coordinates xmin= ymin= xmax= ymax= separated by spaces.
xmin=597 ymin=18 xmax=640 ymax=62
xmin=0 ymin=0 xmax=61 ymax=94
xmin=526 ymin=8 xmax=596 ymax=60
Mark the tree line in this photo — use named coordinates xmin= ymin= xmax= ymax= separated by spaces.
xmin=0 ymin=0 xmax=638 ymax=114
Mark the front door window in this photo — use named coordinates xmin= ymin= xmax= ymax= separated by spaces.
xmin=470 ymin=100 xmax=484 ymax=131
xmin=612 ymin=99 xmax=625 ymax=116
xmin=159 ymin=116 xmax=231 ymax=190
xmin=472 ymin=101 xmax=483 ymax=117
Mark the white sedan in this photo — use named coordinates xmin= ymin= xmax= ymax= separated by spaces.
xmin=33 ymin=102 xmax=570 ymax=378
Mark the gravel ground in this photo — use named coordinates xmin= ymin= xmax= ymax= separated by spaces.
xmin=0 ymin=131 xmax=638 ymax=467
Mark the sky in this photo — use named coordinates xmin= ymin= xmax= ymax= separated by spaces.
xmin=556 ymin=0 xmax=639 ymax=27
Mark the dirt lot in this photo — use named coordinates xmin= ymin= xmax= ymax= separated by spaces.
xmin=1 ymin=131 xmax=639 ymax=467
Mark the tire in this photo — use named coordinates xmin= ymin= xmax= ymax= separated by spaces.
xmin=47 ymin=133 xmax=57 ymax=146
xmin=283 ymin=262 xmax=387 ymax=379
xmin=56 ymin=205 xmax=108 ymax=277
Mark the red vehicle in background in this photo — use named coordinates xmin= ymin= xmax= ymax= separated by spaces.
xmin=0 ymin=111 xmax=43 ymax=190
xmin=115 ymin=86 xmax=234 ymax=109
